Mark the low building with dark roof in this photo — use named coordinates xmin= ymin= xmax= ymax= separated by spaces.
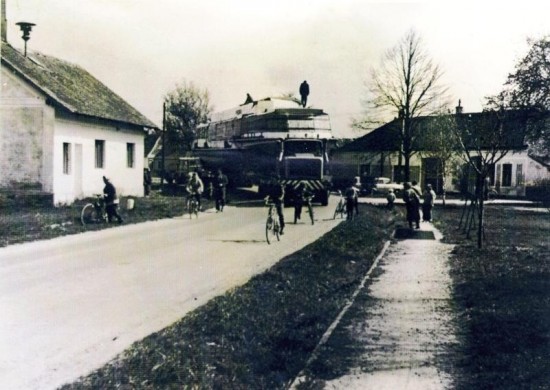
xmin=1 ymin=40 xmax=159 ymax=205
xmin=332 ymin=105 xmax=549 ymax=197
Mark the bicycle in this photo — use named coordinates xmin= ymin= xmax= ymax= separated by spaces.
xmin=333 ymin=191 xmax=345 ymax=219
xmin=265 ymin=197 xmax=281 ymax=244
xmin=81 ymin=194 xmax=108 ymax=226
xmin=186 ymin=193 xmax=200 ymax=219
xmin=304 ymin=195 xmax=315 ymax=225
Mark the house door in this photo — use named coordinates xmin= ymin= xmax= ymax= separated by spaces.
xmin=422 ymin=158 xmax=442 ymax=193
xmin=74 ymin=144 xmax=83 ymax=199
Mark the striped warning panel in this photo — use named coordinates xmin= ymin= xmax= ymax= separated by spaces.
xmin=280 ymin=180 xmax=325 ymax=191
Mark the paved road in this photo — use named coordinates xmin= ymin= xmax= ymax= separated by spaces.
xmin=0 ymin=199 xmax=341 ymax=390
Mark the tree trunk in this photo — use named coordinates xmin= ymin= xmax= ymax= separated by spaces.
xmin=477 ymin=195 xmax=484 ymax=249
xmin=404 ymin=152 xmax=411 ymax=182
xmin=476 ymin=174 xmax=487 ymax=249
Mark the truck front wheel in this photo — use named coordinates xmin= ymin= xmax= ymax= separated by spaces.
xmin=319 ymin=190 xmax=329 ymax=206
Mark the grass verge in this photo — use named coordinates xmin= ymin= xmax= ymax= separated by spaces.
xmin=0 ymin=187 xmax=213 ymax=248
xmin=435 ymin=205 xmax=550 ymax=389
xmin=60 ymin=205 xmax=400 ymax=389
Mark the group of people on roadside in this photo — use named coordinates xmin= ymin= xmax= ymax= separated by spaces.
xmin=387 ymin=181 xmax=436 ymax=229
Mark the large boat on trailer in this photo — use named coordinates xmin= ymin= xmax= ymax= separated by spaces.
xmin=193 ymin=96 xmax=334 ymax=205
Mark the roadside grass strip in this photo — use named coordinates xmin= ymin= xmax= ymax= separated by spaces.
xmin=289 ymin=240 xmax=391 ymax=388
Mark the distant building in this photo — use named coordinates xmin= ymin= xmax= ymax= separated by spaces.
xmin=1 ymin=37 xmax=158 ymax=205
xmin=332 ymin=107 xmax=549 ymax=197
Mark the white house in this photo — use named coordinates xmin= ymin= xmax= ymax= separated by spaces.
xmin=332 ymin=107 xmax=549 ymax=197
xmin=1 ymin=38 xmax=158 ymax=205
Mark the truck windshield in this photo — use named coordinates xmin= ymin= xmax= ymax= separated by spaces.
xmin=283 ymin=140 xmax=322 ymax=156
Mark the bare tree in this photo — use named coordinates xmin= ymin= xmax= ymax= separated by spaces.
xmin=164 ymin=80 xmax=212 ymax=154
xmin=368 ymin=29 xmax=448 ymax=181
xmin=419 ymin=112 xmax=462 ymax=205
xmin=452 ymin=110 xmax=527 ymax=248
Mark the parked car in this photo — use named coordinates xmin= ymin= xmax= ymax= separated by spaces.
xmin=353 ymin=176 xmax=375 ymax=196
xmin=371 ymin=177 xmax=403 ymax=196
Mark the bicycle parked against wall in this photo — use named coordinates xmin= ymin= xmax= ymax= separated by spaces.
xmin=265 ymin=197 xmax=281 ymax=244
xmin=81 ymin=194 xmax=108 ymax=226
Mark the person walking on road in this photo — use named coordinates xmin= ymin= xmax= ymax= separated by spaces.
xmin=422 ymin=184 xmax=436 ymax=222
xmin=299 ymin=80 xmax=310 ymax=107
xmin=344 ymin=183 xmax=358 ymax=221
xmin=213 ymin=169 xmax=229 ymax=212
xmin=386 ymin=188 xmax=396 ymax=210
xmin=293 ymin=182 xmax=313 ymax=224
xmin=403 ymin=182 xmax=420 ymax=229
xmin=103 ymin=176 xmax=123 ymax=224
xmin=143 ymin=167 xmax=152 ymax=197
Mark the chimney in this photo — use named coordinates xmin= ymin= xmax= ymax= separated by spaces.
xmin=455 ymin=99 xmax=463 ymax=114
xmin=1 ymin=0 xmax=7 ymax=42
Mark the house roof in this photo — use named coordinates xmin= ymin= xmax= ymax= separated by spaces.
xmin=337 ymin=111 xmax=528 ymax=153
xmin=145 ymin=131 xmax=161 ymax=158
xmin=1 ymin=42 xmax=158 ymax=130
xmin=528 ymin=154 xmax=550 ymax=169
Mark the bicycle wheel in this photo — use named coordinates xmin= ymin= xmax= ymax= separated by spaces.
xmin=333 ymin=204 xmax=339 ymax=219
xmin=273 ymin=218 xmax=280 ymax=241
xmin=266 ymin=216 xmax=273 ymax=244
xmin=188 ymin=200 xmax=196 ymax=218
xmin=308 ymin=204 xmax=314 ymax=225
xmin=339 ymin=204 xmax=345 ymax=219
xmin=81 ymin=203 xmax=97 ymax=226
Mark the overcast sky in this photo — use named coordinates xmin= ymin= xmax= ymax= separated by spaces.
xmin=5 ymin=0 xmax=550 ymax=137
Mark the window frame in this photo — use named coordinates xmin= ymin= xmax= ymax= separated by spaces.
xmin=502 ymin=163 xmax=513 ymax=187
xmin=95 ymin=140 xmax=105 ymax=169
xmin=63 ymin=142 xmax=71 ymax=175
xmin=127 ymin=142 xmax=135 ymax=168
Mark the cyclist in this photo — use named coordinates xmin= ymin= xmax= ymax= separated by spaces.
xmin=186 ymin=172 xmax=204 ymax=211
xmin=293 ymin=182 xmax=313 ymax=224
xmin=266 ymin=177 xmax=285 ymax=234
xmin=102 ymin=176 xmax=123 ymax=223
xmin=344 ymin=182 xmax=359 ymax=220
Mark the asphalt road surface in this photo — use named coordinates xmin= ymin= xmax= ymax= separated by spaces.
xmin=0 ymin=198 xmax=341 ymax=390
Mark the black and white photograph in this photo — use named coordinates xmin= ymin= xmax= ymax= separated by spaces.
xmin=1 ymin=0 xmax=549 ymax=388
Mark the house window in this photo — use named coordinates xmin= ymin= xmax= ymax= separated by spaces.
xmin=63 ymin=142 xmax=71 ymax=174
xmin=95 ymin=140 xmax=105 ymax=168
xmin=360 ymin=164 xmax=371 ymax=177
xmin=516 ymin=164 xmax=524 ymax=186
xmin=502 ymin=163 xmax=512 ymax=187
xmin=127 ymin=143 xmax=135 ymax=168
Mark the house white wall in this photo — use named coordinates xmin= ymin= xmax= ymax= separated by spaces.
xmin=0 ymin=66 xmax=54 ymax=189
xmin=54 ymin=116 xmax=145 ymax=205
xmin=1 ymin=64 xmax=146 ymax=205
xmin=492 ymin=150 xmax=550 ymax=197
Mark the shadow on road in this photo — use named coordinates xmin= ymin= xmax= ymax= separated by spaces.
xmin=209 ymin=239 xmax=266 ymax=244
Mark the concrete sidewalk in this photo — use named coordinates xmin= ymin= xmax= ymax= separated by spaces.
xmin=293 ymin=222 xmax=459 ymax=389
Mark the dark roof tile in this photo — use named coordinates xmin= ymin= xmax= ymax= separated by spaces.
xmin=1 ymin=42 xmax=158 ymax=129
